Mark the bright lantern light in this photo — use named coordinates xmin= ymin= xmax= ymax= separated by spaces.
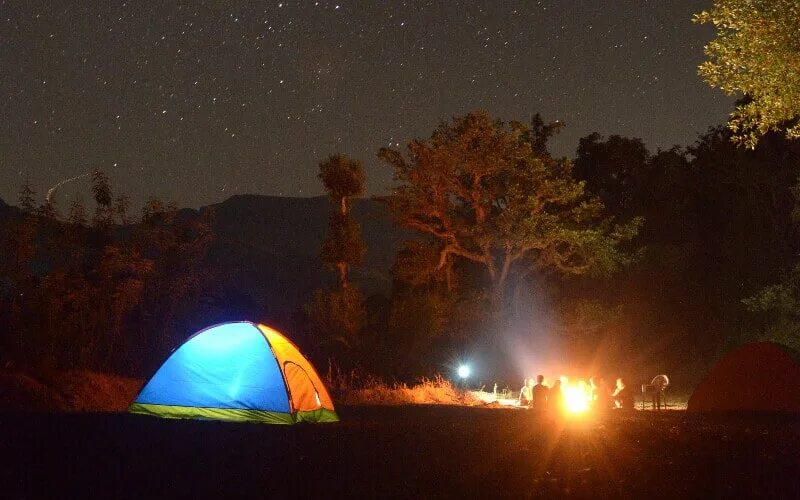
xmin=457 ymin=365 xmax=471 ymax=379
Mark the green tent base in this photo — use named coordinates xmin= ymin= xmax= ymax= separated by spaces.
xmin=130 ymin=402 xmax=339 ymax=424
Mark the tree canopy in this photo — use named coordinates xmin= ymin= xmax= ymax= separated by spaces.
xmin=0 ymin=174 xmax=215 ymax=372
xmin=379 ymin=111 xmax=640 ymax=292
xmin=318 ymin=153 xmax=366 ymax=213
xmin=694 ymin=0 xmax=800 ymax=147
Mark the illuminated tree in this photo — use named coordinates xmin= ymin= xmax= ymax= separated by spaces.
xmin=379 ymin=111 xmax=639 ymax=296
xmin=694 ymin=0 xmax=800 ymax=147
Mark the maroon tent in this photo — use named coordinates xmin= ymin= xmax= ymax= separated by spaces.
xmin=688 ymin=342 xmax=800 ymax=412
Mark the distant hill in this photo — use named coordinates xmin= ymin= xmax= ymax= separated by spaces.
xmin=199 ymin=195 xmax=407 ymax=319
xmin=0 ymin=197 xmax=17 ymax=217
xmin=0 ymin=195 xmax=408 ymax=320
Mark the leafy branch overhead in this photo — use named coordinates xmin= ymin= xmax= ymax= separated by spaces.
xmin=694 ymin=0 xmax=800 ymax=148
xmin=379 ymin=111 xmax=640 ymax=291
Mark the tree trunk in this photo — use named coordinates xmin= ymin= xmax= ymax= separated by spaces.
xmin=337 ymin=262 xmax=348 ymax=288
xmin=497 ymin=249 xmax=514 ymax=292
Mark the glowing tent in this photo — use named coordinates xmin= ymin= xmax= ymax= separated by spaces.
xmin=129 ymin=321 xmax=338 ymax=424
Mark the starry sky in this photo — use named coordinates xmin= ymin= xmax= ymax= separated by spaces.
xmin=2 ymin=0 xmax=733 ymax=210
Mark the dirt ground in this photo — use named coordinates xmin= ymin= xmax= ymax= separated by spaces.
xmin=2 ymin=406 xmax=799 ymax=499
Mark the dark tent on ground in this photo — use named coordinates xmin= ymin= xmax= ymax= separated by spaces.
xmin=688 ymin=342 xmax=800 ymax=412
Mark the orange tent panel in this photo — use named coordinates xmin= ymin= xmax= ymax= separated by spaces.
xmin=257 ymin=324 xmax=335 ymax=412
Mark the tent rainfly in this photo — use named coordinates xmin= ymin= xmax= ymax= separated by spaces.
xmin=687 ymin=342 xmax=800 ymax=412
xmin=129 ymin=321 xmax=338 ymax=424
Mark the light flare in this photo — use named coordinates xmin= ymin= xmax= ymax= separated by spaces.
xmin=563 ymin=384 xmax=590 ymax=413
xmin=558 ymin=375 xmax=592 ymax=415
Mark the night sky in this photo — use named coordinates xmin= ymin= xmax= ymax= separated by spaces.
xmin=2 ymin=0 xmax=733 ymax=210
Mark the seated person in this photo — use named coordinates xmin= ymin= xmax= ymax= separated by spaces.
xmin=518 ymin=378 xmax=533 ymax=407
xmin=612 ymin=377 xmax=634 ymax=409
xmin=531 ymin=374 xmax=549 ymax=409
xmin=591 ymin=376 xmax=614 ymax=410
xmin=548 ymin=379 xmax=564 ymax=412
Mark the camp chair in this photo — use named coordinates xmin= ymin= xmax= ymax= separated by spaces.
xmin=641 ymin=374 xmax=669 ymax=410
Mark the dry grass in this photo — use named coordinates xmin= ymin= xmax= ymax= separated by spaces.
xmin=0 ymin=369 xmax=143 ymax=412
xmin=325 ymin=365 xmax=480 ymax=406
xmin=56 ymin=371 xmax=143 ymax=411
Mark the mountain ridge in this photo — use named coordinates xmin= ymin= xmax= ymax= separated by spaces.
xmin=193 ymin=194 xmax=406 ymax=319
xmin=0 ymin=194 xmax=408 ymax=320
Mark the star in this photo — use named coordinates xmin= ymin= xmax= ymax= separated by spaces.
xmin=2 ymin=0 xmax=733 ymax=209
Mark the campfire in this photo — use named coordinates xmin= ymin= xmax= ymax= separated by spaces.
xmin=473 ymin=375 xmax=595 ymax=414
xmin=561 ymin=377 xmax=592 ymax=414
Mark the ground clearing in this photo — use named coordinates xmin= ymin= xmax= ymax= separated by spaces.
xmin=2 ymin=406 xmax=799 ymax=498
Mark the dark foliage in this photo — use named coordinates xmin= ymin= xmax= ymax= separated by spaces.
xmin=0 ymin=173 xmax=216 ymax=376
xmin=565 ymin=126 xmax=800 ymax=381
xmin=2 ymin=116 xmax=799 ymax=388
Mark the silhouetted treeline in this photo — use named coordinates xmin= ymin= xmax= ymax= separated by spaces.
xmin=306 ymin=121 xmax=800 ymax=384
xmin=0 ymin=173 xmax=216 ymax=375
xmin=566 ymin=126 xmax=800 ymax=374
xmin=2 ymin=121 xmax=798 ymax=386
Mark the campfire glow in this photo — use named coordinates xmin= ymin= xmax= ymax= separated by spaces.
xmin=471 ymin=374 xmax=596 ymax=413
xmin=563 ymin=384 xmax=590 ymax=414
xmin=558 ymin=376 xmax=592 ymax=415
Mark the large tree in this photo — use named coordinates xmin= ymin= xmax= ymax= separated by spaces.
xmin=694 ymin=0 xmax=800 ymax=147
xmin=568 ymin=127 xmax=800 ymax=374
xmin=379 ymin=111 xmax=639 ymax=295
xmin=308 ymin=154 xmax=367 ymax=351
xmin=318 ymin=154 xmax=367 ymax=287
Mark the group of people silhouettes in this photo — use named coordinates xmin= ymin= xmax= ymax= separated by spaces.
xmin=517 ymin=375 xmax=634 ymax=411
xmin=517 ymin=375 xmax=550 ymax=408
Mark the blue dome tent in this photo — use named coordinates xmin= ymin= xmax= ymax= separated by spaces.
xmin=129 ymin=321 xmax=338 ymax=424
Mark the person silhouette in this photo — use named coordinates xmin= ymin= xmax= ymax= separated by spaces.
xmin=518 ymin=378 xmax=533 ymax=407
xmin=531 ymin=374 xmax=549 ymax=410
xmin=612 ymin=378 xmax=634 ymax=410
xmin=591 ymin=376 xmax=614 ymax=410
xmin=549 ymin=379 xmax=564 ymax=412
